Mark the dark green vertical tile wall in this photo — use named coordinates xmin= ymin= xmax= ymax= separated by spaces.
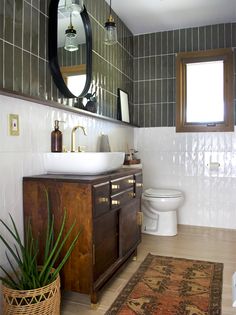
xmin=0 ymin=1 xmax=235 ymax=126
xmin=58 ymin=45 xmax=86 ymax=66
xmin=88 ymin=0 xmax=133 ymax=119
xmin=133 ymin=23 xmax=236 ymax=127
xmin=5 ymin=0 xmax=14 ymax=43
xmin=0 ymin=41 xmax=3 ymax=87
xmin=0 ymin=0 xmax=50 ymax=100
xmin=14 ymin=47 xmax=23 ymax=92
xmin=0 ymin=0 xmax=133 ymax=121
xmin=0 ymin=1 xmax=4 ymax=39
xmin=15 ymin=0 xmax=23 ymax=48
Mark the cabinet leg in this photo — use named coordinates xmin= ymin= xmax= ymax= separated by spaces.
xmin=91 ymin=292 xmax=98 ymax=307
xmin=132 ymin=249 xmax=138 ymax=261
xmin=91 ymin=303 xmax=99 ymax=310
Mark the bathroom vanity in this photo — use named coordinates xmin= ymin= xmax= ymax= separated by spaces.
xmin=23 ymin=168 xmax=142 ymax=303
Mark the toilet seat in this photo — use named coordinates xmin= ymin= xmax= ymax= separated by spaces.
xmin=144 ymin=188 xmax=183 ymax=198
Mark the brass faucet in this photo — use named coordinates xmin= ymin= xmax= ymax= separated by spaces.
xmin=71 ymin=125 xmax=87 ymax=152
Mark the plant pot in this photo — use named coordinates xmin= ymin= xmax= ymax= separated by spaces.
xmin=2 ymin=274 xmax=60 ymax=315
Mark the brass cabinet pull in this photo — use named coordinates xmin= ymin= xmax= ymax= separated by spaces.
xmin=112 ymin=200 xmax=120 ymax=205
xmin=112 ymin=184 xmax=120 ymax=190
xmin=128 ymin=179 xmax=135 ymax=184
xmin=98 ymin=197 xmax=109 ymax=203
xmin=136 ymin=183 xmax=143 ymax=188
xmin=137 ymin=212 xmax=143 ymax=226
xmin=128 ymin=192 xmax=135 ymax=198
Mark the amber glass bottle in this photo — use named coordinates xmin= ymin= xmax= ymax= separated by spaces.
xmin=51 ymin=120 xmax=62 ymax=152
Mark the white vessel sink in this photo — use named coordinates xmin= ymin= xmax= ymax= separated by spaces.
xmin=43 ymin=152 xmax=125 ymax=175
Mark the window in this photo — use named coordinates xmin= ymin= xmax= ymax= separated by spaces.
xmin=60 ymin=64 xmax=86 ymax=97
xmin=176 ymin=48 xmax=234 ymax=132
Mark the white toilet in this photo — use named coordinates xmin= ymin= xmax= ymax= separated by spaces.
xmin=142 ymin=188 xmax=184 ymax=236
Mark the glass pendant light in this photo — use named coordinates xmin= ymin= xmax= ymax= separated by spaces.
xmin=104 ymin=0 xmax=117 ymax=45
xmin=65 ymin=0 xmax=84 ymax=15
xmin=64 ymin=13 xmax=78 ymax=52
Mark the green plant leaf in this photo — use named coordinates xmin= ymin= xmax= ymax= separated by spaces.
xmin=0 ymin=265 xmax=18 ymax=289
xmin=9 ymin=214 xmax=24 ymax=251
xmin=0 ymin=235 xmax=22 ymax=267
xmin=0 ymin=188 xmax=82 ymax=290
xmin=0 ymin=218 xmax=23 ymax=250
xmin=43 ymin=188 xmax=53 ymax=264
xmin=5 ymin=251 xmax=21 ymax=285
xmin=39 ymin=210 xmax=67 ymax=282
xmin=50 ymin=228 xmax=82 ymax=283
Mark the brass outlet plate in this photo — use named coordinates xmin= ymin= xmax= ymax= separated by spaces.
xmin=9 ymin=114 xmax=19 ymax=136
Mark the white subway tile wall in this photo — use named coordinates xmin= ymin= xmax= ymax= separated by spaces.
xmin=0 ymin=94 xmax=134 ymax=311
xmin=135 ymin=127 xmax=236 ymax=229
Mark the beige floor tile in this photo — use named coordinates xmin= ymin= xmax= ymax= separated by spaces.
xmin=62 ymin=224 xmax=236 ymax=314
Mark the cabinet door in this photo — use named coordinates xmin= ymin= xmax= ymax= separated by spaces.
xmin=120 ymin=198 xmax=141 ymax=256
xmin=93 ymin=182 xmax=110 ymax=218
xmin=134 ymin=173 xmax=143 ymax=198
xmin=93 ymin=211 xmax=119 ymax=281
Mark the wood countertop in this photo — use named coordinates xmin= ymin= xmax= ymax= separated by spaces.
xmin=23 ymin=167 xmax=142 ymax=184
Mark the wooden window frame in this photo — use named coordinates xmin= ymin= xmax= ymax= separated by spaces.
xmin=176 ymin=48 xmax=234 ymax=132
xmin=60 ymin=64 xmax=86 ymax=85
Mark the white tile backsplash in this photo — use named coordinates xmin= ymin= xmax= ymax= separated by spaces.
xmin=1 ymin=95 xmax=236 ymax=310
xmin=0 ymin=94 xmax=134 ymax=297
xmin=134 ymin=126 xmax=236 ymax=229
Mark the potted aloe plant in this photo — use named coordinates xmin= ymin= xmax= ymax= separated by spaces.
xmin=0 ymin=189 xmax=82 ymax=315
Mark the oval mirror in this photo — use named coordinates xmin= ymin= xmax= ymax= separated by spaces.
xmin=48 ymin=0 xmax=92 ymax=98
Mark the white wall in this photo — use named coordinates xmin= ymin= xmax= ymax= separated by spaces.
xmin=2 ymin=93 xmax=236 ymax=307
xmin=0 ymin=94 xmax=134 ymax=307
xmin=135 ymin=127 xmax=236 ymax=229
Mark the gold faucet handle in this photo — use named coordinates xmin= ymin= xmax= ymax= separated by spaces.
xmin=78 ymin=145 xmax=86 ymax=152
xmin=71 ymin=125 xmax=87 ymax=152
xmin=81 ymin=126 xmax=87 ymax=136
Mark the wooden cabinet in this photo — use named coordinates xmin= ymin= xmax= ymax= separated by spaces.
xmin=93 ymin=211 xmax=119 ymax=282
xmin=23 ymin=168 xmax=142 ymax=303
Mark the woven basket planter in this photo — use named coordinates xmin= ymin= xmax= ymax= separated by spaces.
xmin=2 ymin=274 xmax=60 ymax=315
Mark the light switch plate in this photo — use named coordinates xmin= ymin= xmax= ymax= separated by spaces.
xmin=9 ymin=114 xmax=19 ymax=136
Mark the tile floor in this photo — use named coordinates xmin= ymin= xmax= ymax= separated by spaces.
xmin=61 ymin=225 xmax=236 ymax=314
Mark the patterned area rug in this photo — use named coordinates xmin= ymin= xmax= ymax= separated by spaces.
xmin=106 ymin=254 xmax=223 ymax=315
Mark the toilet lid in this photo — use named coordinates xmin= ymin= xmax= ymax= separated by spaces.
xmin=144 ymin=188 xmax=183 ymax=198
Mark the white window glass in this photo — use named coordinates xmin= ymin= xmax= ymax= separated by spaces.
xmin=186 ymin=60 xmax=224 ymax=123
xmin=67 ymin=74 xmax=86 ymax=97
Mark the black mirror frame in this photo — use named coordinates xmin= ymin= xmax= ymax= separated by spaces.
xmin=48 ymin=0 xmax=92 ymax=98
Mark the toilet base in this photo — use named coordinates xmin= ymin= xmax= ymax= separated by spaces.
xmin=142 ymin=210 xmax=177 ymax=236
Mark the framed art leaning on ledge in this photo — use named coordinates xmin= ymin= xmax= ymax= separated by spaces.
xmin=117 ymin=89 xmax=130 ymax=123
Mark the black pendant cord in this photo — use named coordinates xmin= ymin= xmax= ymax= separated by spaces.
xmin=69 ymin=13 xmax=72 ymax=27
xmin=110 ymin=0 xmax=112 ymax=16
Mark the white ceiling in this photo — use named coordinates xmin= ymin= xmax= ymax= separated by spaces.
xmin=105 ymin=0 xmax=236 ymax=35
